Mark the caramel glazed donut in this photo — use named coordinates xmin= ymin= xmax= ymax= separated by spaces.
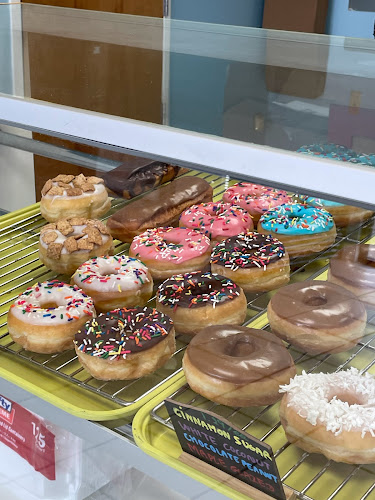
xmin=183 ymin=325 xmax=296 ymax=407
xmin=7 ymin=280 xmax=95 ymax=353
xmin=40 ymin=173 xmax=111 ymax=222
xmin=39 ymin=217 xmax=114 ymax=275
xmin=156 ymin=272 xmax=247 ymax=335
xmin=258 ymin=203 xmax=336 ymax=258
xmin=74 ymin=307 xmax=175 ymax=380
xmin=210 ymin=232 xmax=290 ymax=292
xmin=279 ymin=368 xmax=375 ymax=464
xmin=72 ymin=255 xmax=153 ymax=312
xmin=328 ymin=244 xmax=375 ymax=307
xmin=267 ymin=281 xmax=366 ymax=354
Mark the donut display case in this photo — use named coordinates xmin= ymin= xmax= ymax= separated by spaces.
xmin=1 ymin=3 xmax=375 ymax=500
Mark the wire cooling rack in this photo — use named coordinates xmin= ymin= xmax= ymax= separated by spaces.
xmin=0 ymin=170 xmax=374 ymax=412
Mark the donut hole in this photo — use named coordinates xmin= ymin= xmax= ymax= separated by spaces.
xmin=331 ymin=392 xmax=364 ymax=406
xmin=99 ymin=264 xmax=118 ymax=276
xmin=40 ymin=301 xmax=59 ymax=310
xmin=225 ymin=335 xmax=254 ymax=357
xmin=303 ymin=295 xmax=327 ymax=307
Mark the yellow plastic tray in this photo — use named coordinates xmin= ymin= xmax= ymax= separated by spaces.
xmin=133 ymin=242 xmax=375 ymax=500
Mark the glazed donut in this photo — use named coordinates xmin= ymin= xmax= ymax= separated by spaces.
xmin=180 ymin=202 xmax=253 ymax=244
xmin=74 ymin=307 xmax=175 ymax=380
xmin=40 ymin=173 xmax=111 ymax=223
xmin=210 ymin=232 xmax=290 ymax=292
xmin=129 ymin=227 xmax=211 ymax=280
xmin=71 ymin=255 xmax=153 ymax=313
xmin=258 ymin=203 xmax=336 ymax=257
xmin=279 ymin=368 xmax=375 ymax=464
xmin=300 ymin=196 xmax=373 ymax=227
xmin=39 ymin=217 xmax=114 ymax=275
xmin=222 ymin=182 xmax=292 ymax=223
xmin=328 ymin=244 xmax=375 ymax=307
xmin=7 ymin=280 xmax=95 ymax=353
xmin=156 ymin=271 xmax=247 ymax=335
xmin=267 ymin=281 xmax=366 ymax=354
xmin=183 ymin=325 xmax=296 ymax=407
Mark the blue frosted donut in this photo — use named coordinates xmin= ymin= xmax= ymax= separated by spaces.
xmin=300 ymin=196 xmax=343 ymax=208
xmin=297 ymin=143 xmax=375 ymax=167
xmin=259 ymin=204 xmax=334 ymax=235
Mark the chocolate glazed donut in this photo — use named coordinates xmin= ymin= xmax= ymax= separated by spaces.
xmin=268 ymin=281 xmax=367 ymax=354
xmin=183 ymin=325 xmax=296 ymax=407
xmin=156 ymin=272 xmax=247 ymax=335
xmin=328 ymin=245 xmax=375 ymax=306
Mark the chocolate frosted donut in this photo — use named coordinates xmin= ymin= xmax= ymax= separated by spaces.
xmin=211 ymin=232 xmax=290 ymax=291
xmin=268 ymin=281 xmax=366 ymax=354
xmin=156 ymin=272 xmax=247 ymax=335
xmin=328 ymin=245 xmax=375 ymax=306
xmin=74 ymin=307 xmax=175 ymax=380
xmin=183 ymin=325 xmax=296 ymax=406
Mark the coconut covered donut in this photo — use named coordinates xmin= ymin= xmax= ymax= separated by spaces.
xmin=258 ymin=203 xmax=336 ymax=257
xmin=279 ymin=368 xmax=375 ymax=464
xmin=40 ymin=173 xmax=111 ymax=222
xmin=223 ymin=182 xmax=292 ymax=224
xmin=210 ymin=232 xmax=290 ymax=292
xmin=129 ymin=227 xmax=211 ymax=280
xmin=72 ymin=255 xmax=153 ymax=312
xmin=74 ymin=307 xmax=175 ymax=380
xmin=39 ymin=217 xmax=114 ymax=275
xmin=156 ymin=271 xmax=247 ymax=335
xmin=7 ymin=280 xmax=95 ymax=353
xmin=180 ymin=202 xmax=253 ymax=244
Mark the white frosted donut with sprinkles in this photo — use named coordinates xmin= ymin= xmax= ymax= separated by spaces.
xmin=7 ymin=280 xmax=95 ymax=353
xmin=129 ymin=227 xmax=211 ymax=280
xmin=72 ymin=255 xmax=153 ymax=312
xmin=279 ymin=368 xmax=375 ymax=464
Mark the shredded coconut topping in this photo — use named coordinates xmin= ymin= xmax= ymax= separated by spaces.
xmin=280 ymin=368 xmax=375 ymax=437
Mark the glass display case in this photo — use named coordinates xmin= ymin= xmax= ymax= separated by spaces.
xmin=0 ymin=3 xmax=375 ymax=500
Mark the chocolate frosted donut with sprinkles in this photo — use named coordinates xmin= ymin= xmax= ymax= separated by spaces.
xmin=211 ymin=232 xmax=290 ymax=292
xmin=258 ymin=203 xmax=336 ymax=257
xmin=129 ymin=227 xmax=211 ymax=280
xmin=7 ymin=280 xmax=95 ymax=353
xmin=156 ymin=271 xmax=247 ymax=335
xmin=74 ymin=307 xmax=175 ymax=380
xmin=179 ymin=202 xmax=253 ymax=244
xmin=72 ymin=255 xmax=153 ymax=313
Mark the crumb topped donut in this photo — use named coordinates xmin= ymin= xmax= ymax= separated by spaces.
xmin=280 ymin=368 xmax=375 ymax=464
xmin=129 ymin=227 xmax=211 ymax=280
xmin=268 ymin=281 xmax=366 ymax=354
xmin=258 ymin=203 xmax=336 ymax=257
xmin=40 ymin=173 xmax=111 ymax=222
xmin=183 ymin=325 xmax=296 ymax=407
xmin=39 ymin=217 xmax=114 ymax=275
xmin=156 ymin=271 xmax=247 ymax=335
xmin=74 ymin=307 xmax=175 ymax=380
xmin=180 ymin=202 xmax=253 ymax=243
xmin=72 ymin=255 xmax=153 ymax=312
xmin=211 ymin=232 xmax=290 ymax=291
xmin=223 ymin=182 xmax=292 ymax=223
xmin=8 ymin=280 xmax=95 ymax=353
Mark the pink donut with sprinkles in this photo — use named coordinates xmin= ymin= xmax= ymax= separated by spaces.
xmin=179 ymin=202 xmax=253 ymax=243
xmin=223 ymin=182 xmax=292 ymax=223
xmin=7 ymin=280 xmax=95 ymax=354
xmin=129 ymin=227 xmax=211 ymax=280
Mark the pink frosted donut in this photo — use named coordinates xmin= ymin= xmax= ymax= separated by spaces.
xmin=179 ymin=202 xmax=253 ymax=243
xmin=129 ymin=227 xmax=211 ymax=280
xmin=223 ymin=182 xmax=292 ymax=223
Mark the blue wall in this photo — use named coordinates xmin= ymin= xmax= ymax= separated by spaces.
xmin=326 ymin=0 xmax=375 ymax=38
xmin=0 ymin=1 xmax=12 ymax=94
xmin=171 ymin=0 xmax=264 ymax=27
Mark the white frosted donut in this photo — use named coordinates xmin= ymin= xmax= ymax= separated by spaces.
xmin=7 ymin=280 xmax=95 ymax=353
xmin=72 ymin=255 xmax=153 ymax=312
xmin=279 ymin=368 xmax=375 ymax=464
xmin=40 ymin=173 xmax=111 ymax=222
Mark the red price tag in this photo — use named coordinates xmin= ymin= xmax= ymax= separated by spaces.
xmin=0 ymin=394 xmax=56 ymax=480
